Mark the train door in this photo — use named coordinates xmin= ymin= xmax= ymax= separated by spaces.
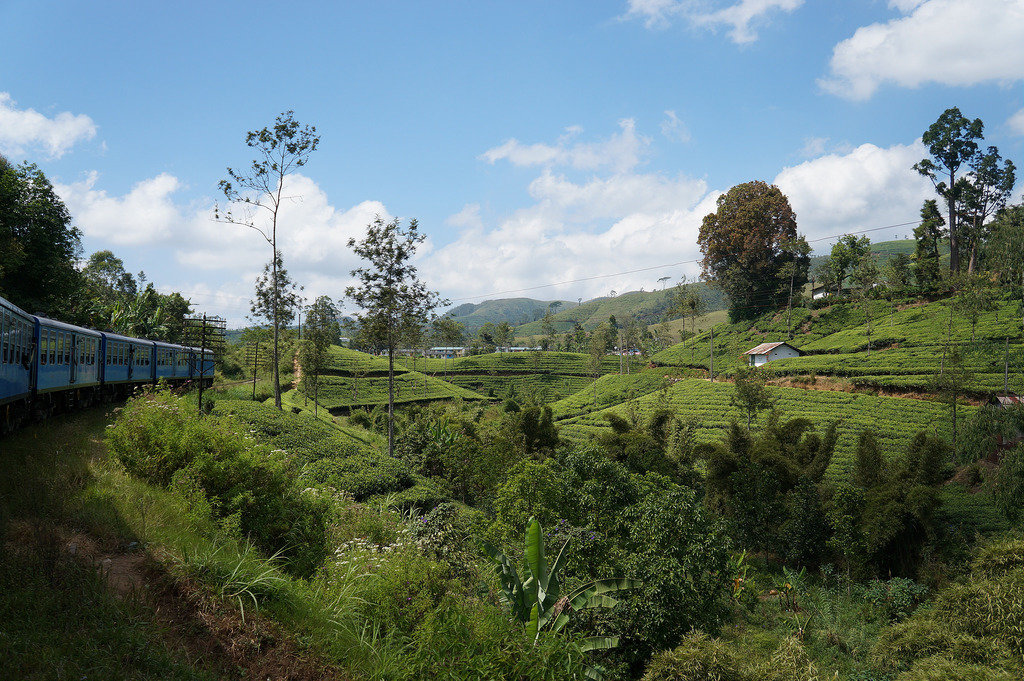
xmin=128 ymin=344 xmax=135 ymax=380
xmin=69 ymin=334 xmax=78 ymax=384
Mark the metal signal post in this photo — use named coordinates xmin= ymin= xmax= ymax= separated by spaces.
xmin=183 ymin=314 xmax=226 ymax=414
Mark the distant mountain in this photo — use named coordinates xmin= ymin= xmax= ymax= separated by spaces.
xmin=514 ymin=284 xmax=728 ymax=338
xmin=442 ymin=297 xmax=577 ymax=333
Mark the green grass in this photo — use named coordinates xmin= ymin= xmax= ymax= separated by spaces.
xmin=556 ymin=378 xmax=973 ymax=482
xmin=0 ymin=408 xmax=216 ymax=681
xmin=445 ymin=372 xmax=595 ymax=402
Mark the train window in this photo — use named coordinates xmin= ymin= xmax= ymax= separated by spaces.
xmin=40 ymin=330 xmax=47 ymax=366
xmin=2 ymin=310 xmax=7 ymax=364
xmin=49 ymin=332 xmax=56 ymax=365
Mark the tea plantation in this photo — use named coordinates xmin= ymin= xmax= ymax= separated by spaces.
xmin=556 ymin=378 xmax=973 ymax=482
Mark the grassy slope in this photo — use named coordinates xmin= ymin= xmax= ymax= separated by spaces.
xmin=514 ymin=285 xmax=728 ymax=337
xmin=652 ymin=297 xmax=1024 ymax=393
xmin=0 ymin=408 xmax=216 ymax=681
xmin=302 ymin=372 xmax=486 ymax=410
xmin=556 ymin=378 xmax=973 ymax=481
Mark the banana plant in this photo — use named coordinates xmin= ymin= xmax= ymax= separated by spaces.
xmin=481 ymin=517 xmax=637 ymax=661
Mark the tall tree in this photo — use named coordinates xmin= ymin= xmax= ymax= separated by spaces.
xmin=0 ymin=157 xmax=82 ymax=316
xmin=216 ymin=111 xmax=319 ymax=409
xmin=731 ymin=366 xmax=774 ymax=432
xmin=959 ymin=146 xmax=1016 ymax=274
xmin=300 ymin=296 xmax=339 ymax=417
xmin=828 ymin=235 xmax=871 ymax=297
xmin=250 ymin=251 xmax=304 ymax=332
xmin=345 ymin=217 xmax=446 ymax=458
xmin=913 ymin=200 xmax=945 ymax=291
xmin=697 ymin=181 xmax=808 ymax=321
xmin=914 ymin=107 xmax=984 ymax=273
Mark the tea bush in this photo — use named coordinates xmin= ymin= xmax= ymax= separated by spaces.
xmin=642 ymin=632 xmax=749 ymax=681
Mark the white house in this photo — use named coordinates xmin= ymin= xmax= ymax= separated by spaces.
xmin=743 ymin=341 xmax=802 ymax=367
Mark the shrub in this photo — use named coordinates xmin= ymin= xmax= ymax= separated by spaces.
xmin=894 ymin=656 xmax=1016 ymax=681
xmin=106 ymin=393 xmax=329 ymax=576
xmin=970 ymin=535 xmax=1024 ymax=578
xmin=642 ymin=632 xmax=748 ymax=681
xmin=862 ymin=577 xmax=928 ymax=621
xmin=931 ymin=569 xmax=1024 ymax=657
xmin=301 ymin=454 xmax=413 ymax=501
xmin=617 ymin=480 xmax=731 ymax=672
xmin=870 ymin=619 xmax=961 ymax=673
xmin=756 ymin=637 xmax=821 ymax=681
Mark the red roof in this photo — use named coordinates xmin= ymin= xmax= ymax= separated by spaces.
xmin=743 ymin=341 xmax=801 ymax=356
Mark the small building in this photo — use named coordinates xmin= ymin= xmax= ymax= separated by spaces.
xmin=990 ymin=394 xmax=1024 ymax=409
xmin=743 ymin=341 xmax=802 ymax=367
xmin=426 ymin=346 xmax=468 ymax=358
xmin=496 ymin=346 xmax=540 ymax=353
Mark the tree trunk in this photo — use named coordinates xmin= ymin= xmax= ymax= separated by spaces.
xmin=388 ymin=332 xmax=395 ymax=458
xmin=948 ymin=170 xmax=960 ymax=272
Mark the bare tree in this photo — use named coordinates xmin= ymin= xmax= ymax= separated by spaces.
xmin=215 ymin=111 xmax=319 ymax=409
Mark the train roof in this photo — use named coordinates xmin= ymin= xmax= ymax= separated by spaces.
xmin=1 ymin=295 xmax=33 ymax=320
xmin=102 ymin=331 xmax=155 ymax=345
xmin=35 ymin=316 xmax=103 ymax=337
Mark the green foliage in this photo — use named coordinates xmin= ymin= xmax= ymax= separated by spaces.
xmin=870 ymin=534 xmax=1024 ymax=679
xmin=862 ymin=577 xmax=928 ymax=621
xmin=559 ymin=378 xmax=965 ymax=482
xmin=642 ymin=632 xmax=749 ymax=681
xmin=481 ymin=517 xmax=635 ymax=649
xmin=301 ymin=454 xmax=413 ymax=500
xmin=618 ymin=483 xmax=731 ymax=670
xmin=106 ymin=393 xmax=331 ymax=576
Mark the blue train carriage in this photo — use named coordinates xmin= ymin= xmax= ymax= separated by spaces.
xmin=1 ymin=296 xmax=35 ymax=431
xmin=154 ymin=341 xmax=189 ymax=383
xmin=101 ymin=332 xmax=155 ymax=392
xmin=34 ymin=315 xmax=103 ymax=413
xmin=183 ymin=346 xmax=216 ymax=384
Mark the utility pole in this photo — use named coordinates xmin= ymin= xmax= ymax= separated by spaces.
xmin=1005 ymin=335 xmax=1010 ymax=395
xmin=709 ymin=325 xmax=715 ymax=382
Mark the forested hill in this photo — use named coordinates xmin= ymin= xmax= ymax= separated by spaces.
xmin=441 ymin=297 xmax=576 ymax=333
xmin=515 ymin=283 xmax=728 ymax=336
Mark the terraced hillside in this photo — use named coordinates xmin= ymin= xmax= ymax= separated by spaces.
xmin=297 ymin=346 xmax=487 ymax=410
xmin=652 ymin=296 xmax=1024 ymax=395
xmin=396 ymin=350 xmax=645 ymax=401
xmin=556 ymin=378 xmax=972 ymax=482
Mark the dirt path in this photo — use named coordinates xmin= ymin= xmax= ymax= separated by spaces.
xmin=1 ymin=407 xmax=346 ymax=681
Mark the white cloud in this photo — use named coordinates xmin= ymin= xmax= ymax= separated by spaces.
xmin=427 ymin=123 xmax=718 ymax=302
xmin=0 ymin=92 xmax=97 ymax=159
xmin=1008 ymin=108 xmax=1024 ymax=136
xmin=446 ymin=203 xmax=483 ymax=229
xmin=821 ymin=0 xmax=1024 ymax=100
xmin=798 ymin=137 xmax=829 ymax=158
xmin=481 ymin=119 xmax=649 ymax=173
xmin=623 ymin=0 xmax=803 ymax=44
xmin=55 ymin=172 xmax=184 ymax=245
xmin=660 ymin=110 xmax=691 ymax=142
xmin=774 ymin=140 xmax=934 ymax=243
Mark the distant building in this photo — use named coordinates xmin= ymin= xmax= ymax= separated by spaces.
xmin=426 ymin=346 xmax=468 ymax=358
xmin=743 ymin=341 xmax=802 ymax=367
xmin=496 ymin=346 xmax=540 ymax=353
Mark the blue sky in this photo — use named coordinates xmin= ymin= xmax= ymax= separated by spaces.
xmin=1 ymin=0 xmax=1022 ymax=325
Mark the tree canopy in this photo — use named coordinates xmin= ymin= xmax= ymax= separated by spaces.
xmin=0 ymin=157 xmax=81 ymax=315
xmin=698 ymin=181 xmax=808 ymax=321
